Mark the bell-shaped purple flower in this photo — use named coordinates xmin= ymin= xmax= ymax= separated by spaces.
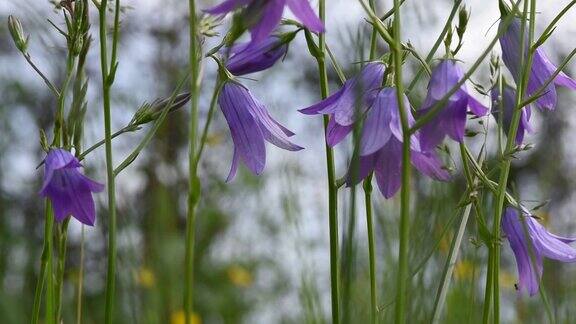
xmin=226 ymin=34 xmax=289 ymax=76
xmin=299 ymin=62 xmax=386 ymax=146
xmin=499 ymin=17 xmax=576 ymax=111
xmin=419 ymin=59 xmax=489 ymax=152
xmin=219 ymin=81 xmax=303 ymax=181
xmin=205 ymin=0 xmax=324 ymax=45
xmin=39 ymin=149 xmax=104 ymax=226
xmin=345 ymin=88 xmax=451 ymax=198
xmin=502 ymin=207 xmax=576 ymax=296
xmin=491 ymin=83 xmax=532 ymax=145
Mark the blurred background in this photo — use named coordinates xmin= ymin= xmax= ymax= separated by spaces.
xmin=1 ymin=0 xmax=576 ymax=323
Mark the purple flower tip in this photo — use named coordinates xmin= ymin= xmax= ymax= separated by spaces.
xmin=299 ymin=62 xmax=386 ymax=146
xmin=499 ymin=18 xmax=576 ymax=111
xmin=219 ymin=82 xmax=303 ymax=181
xmin=419 ymin=59 xmax=489 ymax=152
xmin=502 ymin=208 xmax=576 ymax=296
xmin=226 ymin=35 xmax=289 ymax=76
xmin=344 ymin=87 xmax=451 ymax=199
xmin=205 ymin=0 xmax=324 ymax=45
xmin=491 ymin=84 xmax=532 ymax=145
xmin=39 ymin=149 xmax=104 ymax=226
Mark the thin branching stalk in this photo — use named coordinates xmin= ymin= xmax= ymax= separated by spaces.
xmin=406 ymin=0 xmax=463 ymax=93
xmin=195 ymin=79 xmax=222 ymax=166
xmin=488 ymin=1 xmax=535 ymax=322
xmin=98 ymin=0 xmax=121 ymax=321
xmin=185 ymin=0 xmax=202 ymax=322
xmin=431 ymin=143 xmax=486 ymax=323
xmin=45 ymin=202 xmax=55 ymax=324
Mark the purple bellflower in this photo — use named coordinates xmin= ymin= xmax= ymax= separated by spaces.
xmin=419 ymin=59 xmax=489 ymax=152
xmin=499 ymin=17 xmax=576 ymax=111
xmin=491 ymin=83 xmax=532 ymax=145
xmin=299 ymin=62 xmax=386 ymax=146
xmin=205 ymin=0 xmax=324 ymax=45
xmin=502 ymin=207 xmax=576 ymax=296
xmin=346 ymin=88 xmax=451 ymax=198
xmin=39 ymin=149 xmax=104 ymax=226
xmin=226 ymin=34 xmax=291 ymax=76
xmin=218 ymin=81 xmax=303 ymax=181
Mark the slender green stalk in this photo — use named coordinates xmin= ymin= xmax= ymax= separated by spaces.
xmin=45 ymin=202 xmax=55 ymax=324
xmin=391 ymin=1 xmax=412 ymax=322
xmin=366 ymin=2 xmax=378 ymax=322
xmin=76 ymin=226 xmax=85 ymax=324
xmin=31 ymin=252 xmax=46 ymax=324
xmin=314 ymin=0 xmax=340 ymax=322
xmin=98 ymin=0 xmax=121 ymax=321
xmin=194 ymin=79 xmax=222 ymax=166
xmin=185 ymin=0 xmax=202 ymax=322
xmin=488 ymin=1 xmax=535 ymax=322
xmin=54 ymin=219 xmax=70 ymax=322
xmin=363 ymin=176 xmax=377 ymax=324
xmin=431 ymin=143 xmax=485 ymax=323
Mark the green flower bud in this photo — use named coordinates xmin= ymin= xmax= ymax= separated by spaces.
xmin=8 ymin=15 xmax=29 ymax=53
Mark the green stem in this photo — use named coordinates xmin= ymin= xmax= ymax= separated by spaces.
xmin=98 ymin=0 xmax=121 ymax=322
xmin=76 ymin=226 xmax=85 ymax=324
xmin=194 ymin=79 xmax=222 ymax=166
xmin=185 ymin=0 xmax=202 ymax=323
xmin=392 ymin=0 xmax=411 ymax=322
xmin=365 ymin=2 xmax=378 ymax=323
xmin=489 ymin=1 xmax=535 ymax=322
xmin=314 ymin=0 xmax=339 ymax=322
xmin=363 ymin=177 xmax=377 ymax=324
xmin=45 ymin=201 xmax=55 ymax=324
xmin=54 ymin=219 xmax=70 ymax=322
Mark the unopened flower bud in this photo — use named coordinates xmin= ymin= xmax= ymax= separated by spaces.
xmin=8 ymin=16 xmax=29 ymax=53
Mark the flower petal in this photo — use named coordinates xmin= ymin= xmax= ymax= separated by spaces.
xmin=411 ymin=150 xmax=451 ymax=181
xmin=346 ymin=152 xmax=377 ymax=187
xmin=502 ymin=208 xmax=543 ymax=296
xmin=359 ymin=90 xmax=395 ymax=155
xmin=226 ymin=148 xmax=240 ymax=182
xmin=527 ymin=217 xmax=576 ymax=262
xmin=204 ymin=0 xmax=251 ymax=14
xmin=249 ymin=0 xmax=286 ymax=44
xmin=442 ymin=97 xmax=468 ymax=143
xmin=326 ymin=117 xmax=352 ymax=147
xmin=299 ymin=86 xmax=346 ymax=115
xmin=286 ymin=0 xmax=324 ymax=33
xmin=374 ymin=139 xmax=403 ymax=199
xmin=219 ymin=83 xmax=266 ymax=176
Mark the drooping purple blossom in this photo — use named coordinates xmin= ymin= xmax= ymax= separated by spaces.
xmin=299 ymin=62 xmax=386 ymax=146
xmin=502 ymin=207 xmax=576 ymax=296
xmin=345 ymin=88 xmax=451 ymax=198
xmin=39 ymin=149 xmax=104 ymax=226
xmin=226 ymin=34 xmax=289 ymax=76
xmin=419 ymin=59 xmax=489 ymax=152
xmin=491 ymin=83 xmax=532 ymax=145
xmin=205 ymin=0 xmax=324 ymax=45
xmin=218 ymin=81 xmax=303 ymax=181
xmin=499 ymin=17 xmax=576 ymax=111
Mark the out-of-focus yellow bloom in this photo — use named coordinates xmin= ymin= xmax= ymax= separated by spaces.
xmin=500 ymin=270 xmax=516 ymax=290
xmin=206 ymin=132 xmax=224 ymax=146
xmin=454 ymin=260 xmax=474 ymax=281
xmin=134 ymin=267 xmax=156 ymax=288
xmin=439 ymin=232 xmax=453 ymax=255
xmin=227 ymin=265 xmax=253 ymax=288
xmin=170 ymin=310 xmax=201 ymax=324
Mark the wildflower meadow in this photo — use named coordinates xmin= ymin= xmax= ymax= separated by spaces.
xmin=2 ymin=0 xmax=576 ymax=323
